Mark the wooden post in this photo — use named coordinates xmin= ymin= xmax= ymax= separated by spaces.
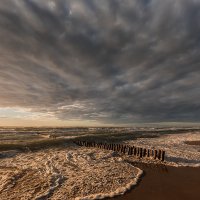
xmin=129 ymin=146 xmax=132 ymax=155
xmin=123 ymin=146 xmax=126 ymax=154
xmin=154 ymin=149 xmax=158 ymax=159
xmin=161 ymin=150 xmax=165 ymax=161
xmin=119 ymin=144 xmax=121 ymax=152
xmin=158 ymin=149 xmax=162 ymax=160
xmin=125 ymin=146 xmax=128 ymax=154
xmin=139 ymin=148 xmax=143 ymax=158
xmin=120 ymin=145 xmax=124 ymax=153
xmin=111 ymin=144 xmax=113 ymax=151
xmin=104 ymin=143 xmax=107 ymax=149
xmin=147 ymin=149 xmax=150 ymax=157
xmin=118 ymin=144 xmax=120 ymax=151
xmin=127 ymin=147 xmax=130 ymax=155
xmin=136 ymin=147 xmax=140 ymax=157
xmin=117 ymin=144 xmax=119 ymax=151
xmin=133 ymin=147 xmax=137 ymax=156
xmin=143 ymin=148 xmax=147 ymax=157
xmin=127 ymin=146 xmax=131 ymax=155
xmin=111 ymin=144 xmax=114 ymax=150
xmin=151 ymin=149 xmax=154 ymax=158
xmin=131 ymin=147 xmax=134 ymax=155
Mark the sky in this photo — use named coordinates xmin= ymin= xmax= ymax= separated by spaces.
xmin=0 ymin=0 xmax=200 ymax=127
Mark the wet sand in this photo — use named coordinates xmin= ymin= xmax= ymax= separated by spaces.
xmin=112 ymin=163 xmax=200 ymax=200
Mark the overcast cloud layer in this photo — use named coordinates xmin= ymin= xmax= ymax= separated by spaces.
xmin=0 ymin=0 xmax=200 ymax=124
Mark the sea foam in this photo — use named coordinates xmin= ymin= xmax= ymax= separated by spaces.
xmin=0 ymin=147 xmax=143 ymax=200
xmin=126 ymin=132 xmax=200 ymax=167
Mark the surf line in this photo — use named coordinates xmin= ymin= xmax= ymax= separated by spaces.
xmin=73 ymin=141 xmax=165 ymax=162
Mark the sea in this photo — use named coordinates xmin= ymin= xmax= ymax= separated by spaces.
xmin=0 ymin=127 xmax=200 ymax=200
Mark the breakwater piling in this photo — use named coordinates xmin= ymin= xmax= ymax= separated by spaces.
xmin=73 ymin=141 xmax=165 ymax=162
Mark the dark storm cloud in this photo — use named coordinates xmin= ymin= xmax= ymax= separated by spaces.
xmin=0 ymin=0 xmax=200 ymax=123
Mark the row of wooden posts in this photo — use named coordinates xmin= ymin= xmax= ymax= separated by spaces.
xmin=74 ymin=141 xmax=165 ymax=162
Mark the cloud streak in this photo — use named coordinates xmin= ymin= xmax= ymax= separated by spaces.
xmin=0 ymin=0 xmax=200 ymax=124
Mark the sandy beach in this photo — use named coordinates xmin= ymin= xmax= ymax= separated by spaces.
xmin=112 ymin=163 xmax=200 ymax=200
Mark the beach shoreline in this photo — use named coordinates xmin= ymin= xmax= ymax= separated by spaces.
xmin=0 ymin=128 xmax=200 ymax=200
xmin=111 ymin=164 xmax=200 ymax=200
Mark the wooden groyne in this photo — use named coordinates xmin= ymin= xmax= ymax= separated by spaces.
xmin=73 ymin=141 xmax=165 ymax=162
